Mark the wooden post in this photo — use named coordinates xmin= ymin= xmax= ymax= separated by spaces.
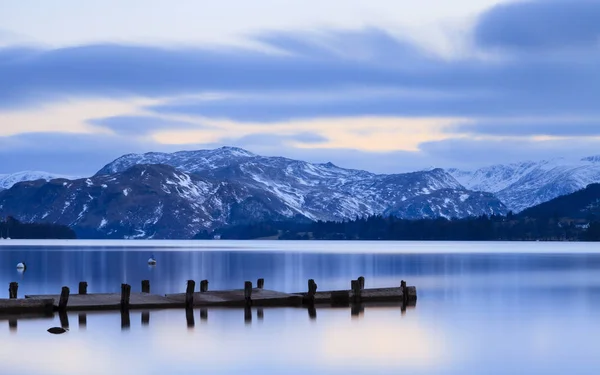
xmin=58 ymin=286 xmax=70 ymax=311
xmin=200 ymin=279 xmax=209 ymax=292
xmin=120 ymin=284 xmax=131 ymax=310
xmin=141 ymin=311 xmax=150 ymax=326
xmin=8 ymin=318 xmax=17 ymax=331
xmin=358 ymin=276 xmax=365 ymax=290
xmin=141 ymin=280 xmax=150 ymax=293
xmin=401 ymin=280 xmax=407 ymax=303
xmin=244 ymin=281 xmax=252 ymax=305
xmin=351 ymin=279 xmax=361 ymax=303
xmin=257 ymin=278 xmax=265 ymax=289
xmin=257 ymin=308 xmax=264 ymax=320
xmin=185 ymin=280 xmax=196 ymax=308
xmin=200 ymin=308 xmax=208 ymax=321
xmin=78 ymin=281 xmax=88 ymax=295
xmin=78 ymin=313 xmax=87 ymax=329
xmin=8 ymin=282 xmax=18 ymax=299
xmin=307 ymin=279 xmax=317 ymax=304
xmin=308 ymin=305 xmax=317 ymax=320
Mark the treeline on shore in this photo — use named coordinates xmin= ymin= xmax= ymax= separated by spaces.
xmin=0 ymin=217 xmax=76 ymax=240
xmin=195 ymin=214 xmax=600 ymax=241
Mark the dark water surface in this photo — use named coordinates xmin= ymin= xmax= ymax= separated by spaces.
xmin=1 ymin=241 xmax=600 ymax=375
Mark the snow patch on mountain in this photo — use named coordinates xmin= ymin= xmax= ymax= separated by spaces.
xmin=0 ymin=171 xmax=76 ymax=190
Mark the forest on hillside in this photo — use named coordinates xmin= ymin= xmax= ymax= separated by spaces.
xmin=0 ymin=216 xmax=76 ymax=240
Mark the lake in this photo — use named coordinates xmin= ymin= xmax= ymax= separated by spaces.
xmin=1 ymin=240 xmax=600 ymax=375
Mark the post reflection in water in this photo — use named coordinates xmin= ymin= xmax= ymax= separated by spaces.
xmin=257 ymin=308 xmax=264 ymax=321
xmin=141 ymin=311 xmax=150 ymax=326
xmin=78 ymin=313 xmax=87 ymax=329
xmin=120 ymin=309 xmax=130 ymax=331
xmin=59 ymin=311 xmax=69 ymax=329
xmin=308 ymin=305 xmax=317 ymax=320
xmin=200 ymin=308 xmax=208 ymax=322
xmin=351 ymin=303 xmax=364 ymax=318
xmin=186 ymin=307 xmax=195 ymax=328
xmin=244 ymin=306 xmax=252 ymax=324
xmin=8 ymin=318 xmax=17 ymax=332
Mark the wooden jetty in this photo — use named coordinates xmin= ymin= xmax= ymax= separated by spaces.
xmin=0 ymin=278 xmax=417 ymax=315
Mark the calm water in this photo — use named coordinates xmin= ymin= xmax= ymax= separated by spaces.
xmin=2 ymin=241 xmax=600 ymax=375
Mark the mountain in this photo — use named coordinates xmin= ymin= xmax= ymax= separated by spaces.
xmin=0 ymin=147 xmax=508 ymax=239
xmin=98 ymin=147 xmax=507 ymax=221
xmin=518 ymin=183 xmax=600 ymax=220
xmin=0 ymin=171 xmax=75 ymax=191
xmin=448 ymin=156 xmax=600 ymax=212
xmin=0 ymin=164 xmax=301 ymax=239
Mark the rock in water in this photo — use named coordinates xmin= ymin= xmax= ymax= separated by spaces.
xmin=47 ymin=327 xmax=68 ymax=334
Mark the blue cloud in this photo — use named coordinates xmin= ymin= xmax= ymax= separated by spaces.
xmin=455 ymin=119 xmax=600 ymax=137
xmin=475 ymin=0 xmax=600 ymax=51
xmin=87 ymin=115 xmax=206 ymax=135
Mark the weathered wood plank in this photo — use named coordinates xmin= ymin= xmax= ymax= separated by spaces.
xmin=0 ymin=298 xmax=54 ymax=315
xmin=25 ymin=293 xmax=183 ymax=311
xmin=166 ymin=288 xmax=304 ymax=307
xmin=298 ymin=287 xmax=409 ymax=304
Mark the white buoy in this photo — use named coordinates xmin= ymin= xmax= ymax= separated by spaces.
xmin=16 ymin=262 xmax=26 ymax=271
xmin=147 ymin=256 xmax=156 ymax=266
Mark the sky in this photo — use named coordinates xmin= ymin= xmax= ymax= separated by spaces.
xmin=1 ymin=0 xmax=600 ymax=176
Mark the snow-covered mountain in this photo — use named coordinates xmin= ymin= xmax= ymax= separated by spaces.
xmin=449 ymin=156 xmax=600 ymax=212
xmin=0 ymin=171 xmax=75 ymax=191
xmin=98 ymin=147 xmax=507 ymax=221
xmin=0 ymin=147 xmax=507 ymax=239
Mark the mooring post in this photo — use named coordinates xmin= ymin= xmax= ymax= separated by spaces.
xmin=200 ymin=279 xmax=209 ymax=292
xmin=141 ymin=280 xmax=150 ymax=293
xmin=8 ymin=282 xmax=18 ymax=299
xmin=401 ymin=280 xmax=407 ymax=303
xmin=351 ymin=280 xmax=361 ymax=303
xmin=358 ymin=276 xmax=365 ymax=290
xmin=8 ymin=319 xmax=17 ymax=332
xmin=307 ymin=279 xmax=317 ymax=304
xmin=308 ymin=305 xmax=317 ymax=320
xmin=79 ymin=313 xmax=87 ymax=329
xmin=142 ymin=311 xmax=150 ymax=326
xmin=244 ymin=281 xmax=253 ymax=305
xmin=257 ymin=308 xmax=264 ymax=320
xmin=120 ymin=284 xmax=131 ymax=310
xmin=185 ymin=280 xmax=196 ymax=308
xmin=58 ymin=286 xmax=70 ymax=311
xmin=257 ymin=278 xmax=265 ymax=289
xmin=200 ymin=308 xmax=208 ymax=321
xmin=78 ymin=281 xmax=88 ymax=295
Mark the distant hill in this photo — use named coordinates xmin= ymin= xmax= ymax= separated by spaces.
xmin=0 ymin=217 xmax=76 ymax=240
xmin=518 ymin=183 xmax=600 ymax=220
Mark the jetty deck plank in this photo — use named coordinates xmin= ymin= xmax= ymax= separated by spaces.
xmin=166 ymin=288 xmax=304 ymax=307
xmin=25 ymin=293 xmax=182 ymax=311
xmin=0 ymin=298 xmax=54 ymax=315
xmin=299 ymin=287 xmax=405 ymax=304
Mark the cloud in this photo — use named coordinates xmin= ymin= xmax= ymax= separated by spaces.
xmin=454 ymin=118 xmax=600 ymax=137
xmin=88 ymin=115 xmax=207 ymax=135
xmin=475 ymin=0 xmax=600 ymax=52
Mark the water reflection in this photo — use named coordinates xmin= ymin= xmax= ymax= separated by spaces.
xmin=78 ymin=313 xmax=87 ymax=329
xmin=59 ymin=311 xmax=69 ymax=329
xmin=185 ymin=307 xmax=194 ymax=328
xmin=141 ymin=311 xmax=150 ymax=326
xmin=121 ymin=309 xmax=130 ymax=330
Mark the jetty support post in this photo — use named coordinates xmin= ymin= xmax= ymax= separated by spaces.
xmin=58 ymin=286 xmax=70 ymax=311
xmin=358 ymin=276 xmax=365 ymax=290
xmin=78 ymin=281 xmax=88 ymax=295
xmin=244 ymin=281 xmax=253 ymax=306
xmin=185 ymin=280 xmax=196 ymax=308
xmin=401 ymin=280 xmax=407 ymax=303
xmin=200 ymin=279 xmax=209 ymax=292
xmin=8 ymin=282 xmax=18 ymax=299
xmin=200 ymin=308 xmax=208 ymax=321
xmin=257 ymin=308 xmax=264 ymax=320
xmin=244 ymin=305 xmax=252 ymax=324
xmin=121 ymin=309 xmax=130 ymax=330
xmin=59 ymin=310 xmax=69 ymax=329
xmin=78 ymin=313 xmax=87 ymax=329
xmin=120 ymin=284 xmax=131 ymax=310
xmin=307 ymin=279 xmax=317 ymax=305
xmin=257 ymin=278 xmax=265 ymax=289
xmin=186 ymin=306 xmax=195 ymax=328
xmin=142 ymin=311 xmax=150 ymax=326
xmin=142 ymin=280 xmax=150 ymax=293
xmin=351 ymin=279 xmax=362 ymax=303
